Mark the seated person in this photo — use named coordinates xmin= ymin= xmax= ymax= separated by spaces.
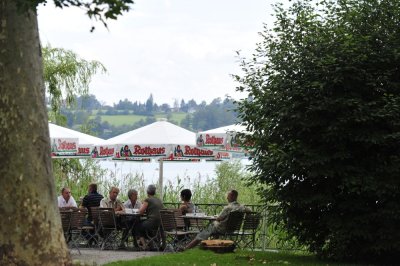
xmin=123 ymin=189 xmax=142 ymax=209
xmin=184 ymin=189 xmax=248 ymax=250
xmin=179 ymin=188 xmax=195 ymax=215
xmin=100 ymin=186 xmax=124 ymax=213
xmin=179 ymin=188 xmax=196 ymax=229
xmin=81 ymin=183 xmax=104 ymax=244
xmin=136 ymin=184 xmax=164 ymax=250
xmin=81 ymin=183 xmax=104 ymax=222
xmin=121 ymin=189 xmax=142 ymax=247
xmin=58 ymin=187 xmax=77 ymax=208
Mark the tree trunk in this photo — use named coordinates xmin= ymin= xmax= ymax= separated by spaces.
xmin=0 ymin=1 xmax=71 ymax=265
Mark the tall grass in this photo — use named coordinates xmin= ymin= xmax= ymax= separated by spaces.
xmin=53 ymin=158 xmax=108 ymax=200
xmin=53 ymin=159 xmax=302 ymax=250
xmin=54 ymin=159 xmax=262 ymax=204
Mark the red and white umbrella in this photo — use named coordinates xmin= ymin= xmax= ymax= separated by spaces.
xmin=105 ymin=121 xmax=215 ymax=162
xmin=196 ymin=124 xmax=252 ymax=160
xmin=104 ymin=121 xmax=215 ymax=196
xmin=49 ymin=123 xmax=113 ymax=159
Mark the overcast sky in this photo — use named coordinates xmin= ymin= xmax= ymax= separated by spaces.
xmin=38 ymin=0 xmax=277 ymax=106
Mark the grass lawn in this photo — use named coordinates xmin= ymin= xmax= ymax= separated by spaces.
xmin=94 ymin=115 xmax=148 ymax=126
xmin=104 ymin=249 xmax=357 ymax=266
xmin=155 ymin=112 xmax=187 ymax=124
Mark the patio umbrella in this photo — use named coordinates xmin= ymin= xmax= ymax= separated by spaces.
xmin=49 ymin=123 xmax=113 ymax=159
xmin=105 ymin=121 xmax=215 ymax=196
xmin=196 ymin=124 xmax=251 ymax=160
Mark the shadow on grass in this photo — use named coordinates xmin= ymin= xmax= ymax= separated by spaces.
xmin=104 ymin=248 xmax=361 ymax=266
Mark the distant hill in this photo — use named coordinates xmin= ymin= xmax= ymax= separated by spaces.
xmin=59 ymin=94 xmax=239 ymax=139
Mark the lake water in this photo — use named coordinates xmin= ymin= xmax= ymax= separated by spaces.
xmin=99 ymin=159 xmax=251 ymax=187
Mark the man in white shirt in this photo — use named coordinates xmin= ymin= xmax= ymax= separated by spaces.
xmin=58 ymin=187 xmax=78 ymax=208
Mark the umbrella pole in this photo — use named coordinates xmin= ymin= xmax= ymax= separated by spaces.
xmin=159 ymin=159 xmax=164 ymax=199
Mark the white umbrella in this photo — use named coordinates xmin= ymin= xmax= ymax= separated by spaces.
xmin=106 ymin=121 xmax=214 ymax=161
xmin=196 ymin=124 xmax=251 ymax=160
xmin=49 ymin=123 xmax=112 ymax=158
xmin=106 ymin=120 xmax=195 ymax=146
xmin=105 ymin=121 xmax=215 ymax=196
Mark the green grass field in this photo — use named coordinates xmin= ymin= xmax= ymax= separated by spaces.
xmin=91 ymin=112 xmax=187 ymax=127
xmin=103 ymin=249 xmax=358 ymax=266
xmin=96 ymin=115 xmax=147 ymax=126
xmin=155 ymin=112 xmax=187 ymax=123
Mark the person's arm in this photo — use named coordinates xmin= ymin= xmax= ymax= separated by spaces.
xmin=139 ymin=200 xmax=148 ymax=215
xmin=116 ymin=200 xmax=125 ymax=211
xmin=81 ymin=196 xmax=88 ymax=208
xmin=99 ymin=199 xmax=107 ymax=208
xmin=57 ymin=196 xmax=63 ymax=208
xmin=70 ymin=196 xmax=78 ymax=208
xmin=179 ymin=203 xmax=187 ymax=212
xmin=216 ymin=206 xmax=230 ymax=222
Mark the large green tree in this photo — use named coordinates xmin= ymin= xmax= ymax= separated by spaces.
xmin=236 ymin=0 xmax=400 ymax=262
xmin=0 ymin=0 xmax=132 ymax=264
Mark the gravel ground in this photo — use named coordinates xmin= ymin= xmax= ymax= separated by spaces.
xmin=70 ymin=248 xmax=163 ymax=265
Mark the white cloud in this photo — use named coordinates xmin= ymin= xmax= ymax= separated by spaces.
xmin=38 ymin=0 xmax=275 ymax=106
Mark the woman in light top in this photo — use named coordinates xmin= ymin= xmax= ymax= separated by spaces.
xmin=123 ymin=189 xmax=142 ymax=209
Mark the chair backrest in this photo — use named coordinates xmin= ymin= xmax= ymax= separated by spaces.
xmin=90 ymin=206 xmax=101 ymax=226
xmin=98 ymin=208 xmax=117 ymax=229
xmin=160 ymin=209 xmax=176 ymax=232
xmin=172 ymin=208 xmax=186 ymax=229
xmin=70 ymin=208 xmax=88 ymax=230
xmin=225 ymin=211 xmax=245 ymax=233
xmin=60 ymin=210 xmax=72 ymax=232
xmin=242 ymin=212 xmax=261 ymax=231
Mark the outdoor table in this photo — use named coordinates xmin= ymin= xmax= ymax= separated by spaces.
xmin=118 ymin=212 xmax=144 ymax=247
xmin=181 ymin=214 xmax=217 ymax=231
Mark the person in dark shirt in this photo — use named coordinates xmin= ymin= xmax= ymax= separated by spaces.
xmin=137 ymin=184 xmax=164 ymax=250
xmin=82 ymin=183 xmax=104 ymax=222
xmin=179 ymin=189 xmax=195 ymax=215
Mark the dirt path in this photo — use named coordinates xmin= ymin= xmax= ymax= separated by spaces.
xmin=70 ymin=248 xmax=162 ymax=265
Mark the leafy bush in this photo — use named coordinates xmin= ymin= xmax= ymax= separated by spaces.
xmin=235 ymin=0 xmax=400 ymax=262
xmin=53 ymin=158 xmax=107 ymax=200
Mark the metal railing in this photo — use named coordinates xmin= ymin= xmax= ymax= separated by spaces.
xmin=163 ymin=202 xmax=302 ymax=251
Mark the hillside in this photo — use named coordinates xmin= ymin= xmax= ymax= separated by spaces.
xmin=60 ymin=95 xmax=238 ymax=138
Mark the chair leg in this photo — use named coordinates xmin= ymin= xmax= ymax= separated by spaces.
xmin=68 ymin=230 xmax=82 ymax=255
xmin=145 ymin=228 xmax=165 ymax=251
xmin=100 ymin=229 xmax=120 ymax=250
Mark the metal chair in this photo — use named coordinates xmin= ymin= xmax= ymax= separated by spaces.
xmin=98 ymin=208 xmax=120 ymax=250
xmin=172 ymin=208 xmax=186 ymax=230
xmin=160 ymin=209 xmax=195 ymax=252
xmin=143 ymin=225 xmax=165 ymax=251
xmin=69 ymin=208 xmax=92 ymax=254
xmin=213 ymin=211 xmax=244 ymax=246
xmin=60 ymin=210 xmax=72 ymax=245
xmin=239 ymin=212 xmax=261 ymax=250
xmin=88 ymin=207 xmax=101 ymax=247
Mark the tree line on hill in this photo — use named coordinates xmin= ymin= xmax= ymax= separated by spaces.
xmin=59 ymin=93 xmax=238 ymax=138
